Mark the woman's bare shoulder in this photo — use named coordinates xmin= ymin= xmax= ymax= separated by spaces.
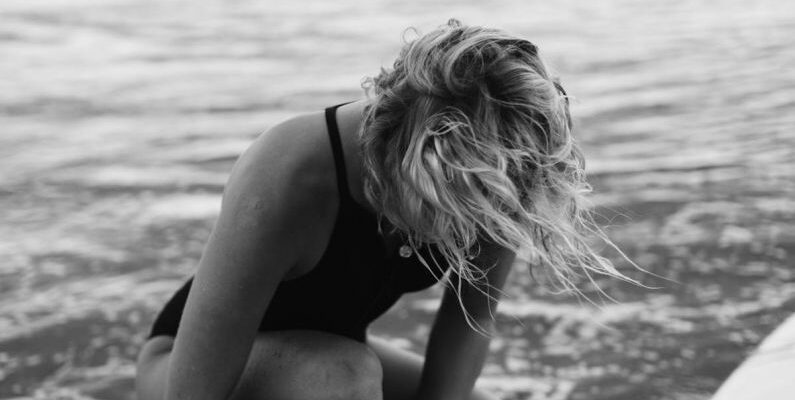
xmin=220 ymin=111 xmax=340 ymax=273
xmin=228 ymin=111 xmax=336 ymax=205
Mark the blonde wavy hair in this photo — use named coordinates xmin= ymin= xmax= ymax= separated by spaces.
xmin=360 ymin=20 xmax=637 ymax=324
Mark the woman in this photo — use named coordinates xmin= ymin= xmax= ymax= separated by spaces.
xmin=136 ymin=19 xmax=627 ymax=400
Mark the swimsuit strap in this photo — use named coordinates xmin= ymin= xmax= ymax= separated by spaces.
xmin=324 ymin=102 xmax=355 ymax=207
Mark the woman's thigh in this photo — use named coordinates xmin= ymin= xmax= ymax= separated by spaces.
xmin=136 ymin=330 xmax=383 ymax=400
xmin=367 ymin=335 xmax=500 ymax=400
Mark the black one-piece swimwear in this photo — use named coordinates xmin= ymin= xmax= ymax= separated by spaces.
xmin=147 ymin=103 xmax=450 ymax=343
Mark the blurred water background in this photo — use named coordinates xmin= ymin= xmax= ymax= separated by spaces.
xmin=1 ymin=0 xmax=794 ymax=399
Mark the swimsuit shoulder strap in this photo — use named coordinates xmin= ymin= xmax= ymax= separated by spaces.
xmin=324 ymin=102 xmax=355 ymax=207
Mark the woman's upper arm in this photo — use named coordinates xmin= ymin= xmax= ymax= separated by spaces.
xmin=165 ymin=115 xmax=330 ymax=400
xmin=447 ymin=241 xmax=517 ymax=322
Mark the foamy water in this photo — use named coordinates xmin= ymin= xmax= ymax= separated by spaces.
xmin=1 ymin=0 xmax=794 ymax=399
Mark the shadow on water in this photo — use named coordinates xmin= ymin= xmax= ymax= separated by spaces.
xmin=1 ymin=0 xmax=794 ymax=398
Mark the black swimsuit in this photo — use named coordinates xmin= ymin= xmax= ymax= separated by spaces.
xmin=147 ymin=103 xmax=450 ymax=343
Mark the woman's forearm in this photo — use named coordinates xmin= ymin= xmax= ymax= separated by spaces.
xmin=417 ymin=243 xmax=515 ymax=400
xmin=415 ymin=289 xmax=494 ymax=400
xmin=166 ymin=334 xmax=252 ymax=400
xmin=165 ymin=286 xmax=261 ymax=399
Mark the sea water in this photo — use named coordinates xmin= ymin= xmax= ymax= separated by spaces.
xmin=1 ymin=0 xmax=794 ymax=399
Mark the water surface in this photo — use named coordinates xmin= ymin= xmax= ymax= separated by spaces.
xmin=1 ymin=0 xmax=794 ymax=399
